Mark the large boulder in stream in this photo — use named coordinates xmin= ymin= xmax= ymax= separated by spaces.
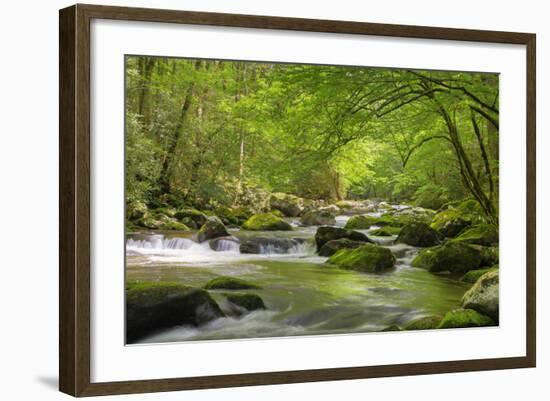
xmin=126 ymin=281 xmax=224 ymax=343
xmin=454 ymin=224 xmax=499 ymax=246
xmin=396 ymin=222 xmax=441 ymax=247
xmin=242 ymin=213 xmax=293 ymax=231
xmin=462 ymin=269 xmax=499 ymax=322
xmin=300 ymin=209 xmax=336 ymax=226
xmin=315 ymin=226 xmax=370 ymax=250
xmin=240 ymin=237 xmax=303 ymax=254
xmin=269 ymin=193 xmax=303 ymax=217
xmin=327 ymin=244 xmax=396 ymax=273
xmin=196 ymin=216 xmax=229 ymax=242
xmin=224 ymin=293 xmax=266 ymax=312
xmin=412 ymin=241 xmax=483 ymax=274
xmin=460 ymin=266 xmax=498 ymax=283
xmin=204 ymin=276 xmax=261 ymax=290
xmin=318 ymin=238 xmax=367 ymax=257
xmin=437 ymin=308 xmax=495 ymax=329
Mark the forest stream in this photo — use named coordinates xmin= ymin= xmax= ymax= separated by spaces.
xmin=126 ymin=206 xmax=469 ymax=343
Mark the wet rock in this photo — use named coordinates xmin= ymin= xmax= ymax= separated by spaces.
xmin=300 ymin=209 xmax=336 ymax=226
xmin=126 ymin=281 xmax=224 ymax=343
xmin=326 ymin=244 xmax=396 ymax=273
xmin=460 ymin=266 xmax=498 ymax=283
xmin=174 ymin=208 xmax=208 ymax=229
xmin=411 ymin=241 xmax=483 ymax=274
xmin=430 ymin=208 xmax=471 ymax=238
xmin=318 ymin=238 xmax=367 ymax=257
xmin=242 ymin=213 xmax=293 ymax=231
xmin=209 ymin=236 xmax=240 ymax=251
xmin=396 ymin=222 xmax=442 ymax=247
xmin=462 ymin=269 xmax=499 ymax=322
xmin=454 ymin=224 xmax=499 ymax=246
xmin=224 ymin=293 xmax=266 ymax=312
xmin=197 ymin=216 xmax=229 ymax=242
xmin=403 ymin=315 xmax=441 ymax=330
xmin=315 ymin=226 xmax=369 ymax=250
xmin=437 ymin=308 xmax=494 ymax=329
xmin=344 ymin=215 xmax=379 ymax=229
xmin=269 ymin=193 xmax=303 ymax=217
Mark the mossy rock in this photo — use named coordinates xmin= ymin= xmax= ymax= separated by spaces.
xmin=138 ymin=212 xmax=190 ymax=231
xmin=224 ymin=293 xmax=266 ymax=311
xmin=411 ymin=241 xmax=482 ymax=274
xmin=415 ymin=190 xmax=448 ymax=210
xmin=437 ymin=308 xmax=494 ymax=329
xmin=454 ymin=224 xmax=499 ymax=246
xmin=369 ymin=227 xmax=402 ymax=236
xmin=204 ymin=277 xmax=261 ymax=290
xmin=460 ymin=266 xmax=498 ymax=283
xmin=127 ymin=200 xmax=148 ymax=221
xmin=327 ymin=244 xmax=396 ymax=273
xmin=430 ymin=208 xmax=471 ymax=238
xmin=270 ymin=209 xmax=285 ymax=218
xmin=462 ymin=269 xmax=499 ymax=322
xmin=126 ymin=281 xmax=224 ymax=343
xmin=300 ymin=210 xmax=336 ymax=226
xmin=403 ymin=315 xmax=441 ymax=331
xmin=318 ymin=238 xmax=367 ymax=257
xmin=380 ymin=324 xmax=402 ymax=332
xmin=174 ymin=208 xmax=208 ymax=229
xmin=215 ymin=207 xmax=252 ymax=226
xmin=396 ymin=222 xmax=441 ymax=247
xmin=197 ymin=216 xmax=229 ymax=242
xmin=269 ymin=193 xmax=303 ymax=217
xmin=242 ymin=213 xmax=293 ymax=231
xmin=344 ymin=215 xmax=379 ymax=229
xmin=314 ymin=226 xmax=369 ymax=249
xmin=456 ymin=199 xmax=486 ymax=222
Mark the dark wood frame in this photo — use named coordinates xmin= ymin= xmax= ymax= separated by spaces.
xmin=59 ymin=3 xmax=536 ymax=397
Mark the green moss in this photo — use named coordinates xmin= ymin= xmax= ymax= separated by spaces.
xmin=396 ymin=222 xmax=441 ymax=247
xmin=369 ymin=227 xmax=402 ymax=236
xmin=412 ymin=241 xmax=482 ymax=274
xmin=403 ymin=315 xmax=441 ymax=330
xmin=224 ymin=293 xmax=266 ymax=311
xmin=314 ymin=226 xmax=369 ymax=249
xmin=215 ymin=207 xmax=252 ymax=226
xmin=344 ymin=215 xmax=379 ymax=229
xmin=126 ymin=281 xmax=190 ymax=303
xmin=242 ymin=213 xmax=293 ymax=231
xmin=270 ymin=209 xmax=285 ymax=218
xmin=437 ymin=309 xmax=495 ymax=329
xmin=460 ymin=266 xmax=498 ymax=283
xmin=163 ymin=220 xmax=190 ymax=230
xmin=454 ymin=224 xmax=499 ymax=246
xmin=327 ymin=244 xmax=396 ymax=273
xmin=204 ymin=277 xmax=261 ymax=290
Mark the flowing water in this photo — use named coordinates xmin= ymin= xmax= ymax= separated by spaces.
xmin=126 ymin=213 xmax=469 ymax=343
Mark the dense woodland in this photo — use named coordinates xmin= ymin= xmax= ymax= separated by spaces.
xmin=125 ymin=56 xmax=499 ymax=225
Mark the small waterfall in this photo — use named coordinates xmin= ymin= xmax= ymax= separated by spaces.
xmin=126 ymin=235 xmax=195 ymax=250
xmin=257 ymin=240 xmax=315 ymax=255
xmin=214 ymin=239 xmax=240 ymax=252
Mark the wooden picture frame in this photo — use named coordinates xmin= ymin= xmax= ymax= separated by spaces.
xmin=59 ymin=3 xmax=536 ymax=397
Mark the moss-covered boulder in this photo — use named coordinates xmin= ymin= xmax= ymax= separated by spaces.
xmin=455 ymin=224 xmax=499 ymax=246
xmin=369 ymin=227 xmax=402 ymax=236
xmin=314 ymin=226 xmax=369 ymax=250
xmin=204 ymin=276 xmax=261 ymax=290
xmin=411 ymin=241 xmax=482 ymax=274
xmin=269 ymin=193 xmax=303 ymax=217
xmin=174 ymin=208 xmax=208 ymax=229
xmin=430 ymin=208 xmax=471 ymax=238
xmin=460 ymin=266 xmax=498 ymax=283
xmin=224 ymin=293 xmax=266 ymax=311
xmin=437 ymin=308 xmax=494 ymax=329
xmin=127 ymin=200 xmax=148 ymax=221
xmin=240 ymin=237 xmax=301 ymax=254
xmin=344 ymin=215 xmax=379 ymax=229
xmin=327 ymin=244 xmax=396 ymax=273
xmin=318 ymin=238 xmax=368 ymax=257
xmin=403 ymin=315 xmax=441 ymax=330
xmin=396 ymin=222 xmax=441 ymax=247
xmin=138 ymin=212 xmax=190 ymax=231
xmin=126 ymin=281 xmax=224 ymax=342
xmin=242 ymin=213 xmax=293 ymax=231
xmin=196 ymin=216 xmax=229 ymax=242
xmin=462 ymin=270 xmax=499 ymax=322
xmin=389 ymin=207 xmax=435 ymax=226
xmin=300 ymin=210 xmax=336 ymax=226
xmin=214 ymin=207 xmax=252 ymax=226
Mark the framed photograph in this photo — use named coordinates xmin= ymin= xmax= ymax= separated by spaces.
xmin=59 ymin=4 xmax=536 ymax=397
